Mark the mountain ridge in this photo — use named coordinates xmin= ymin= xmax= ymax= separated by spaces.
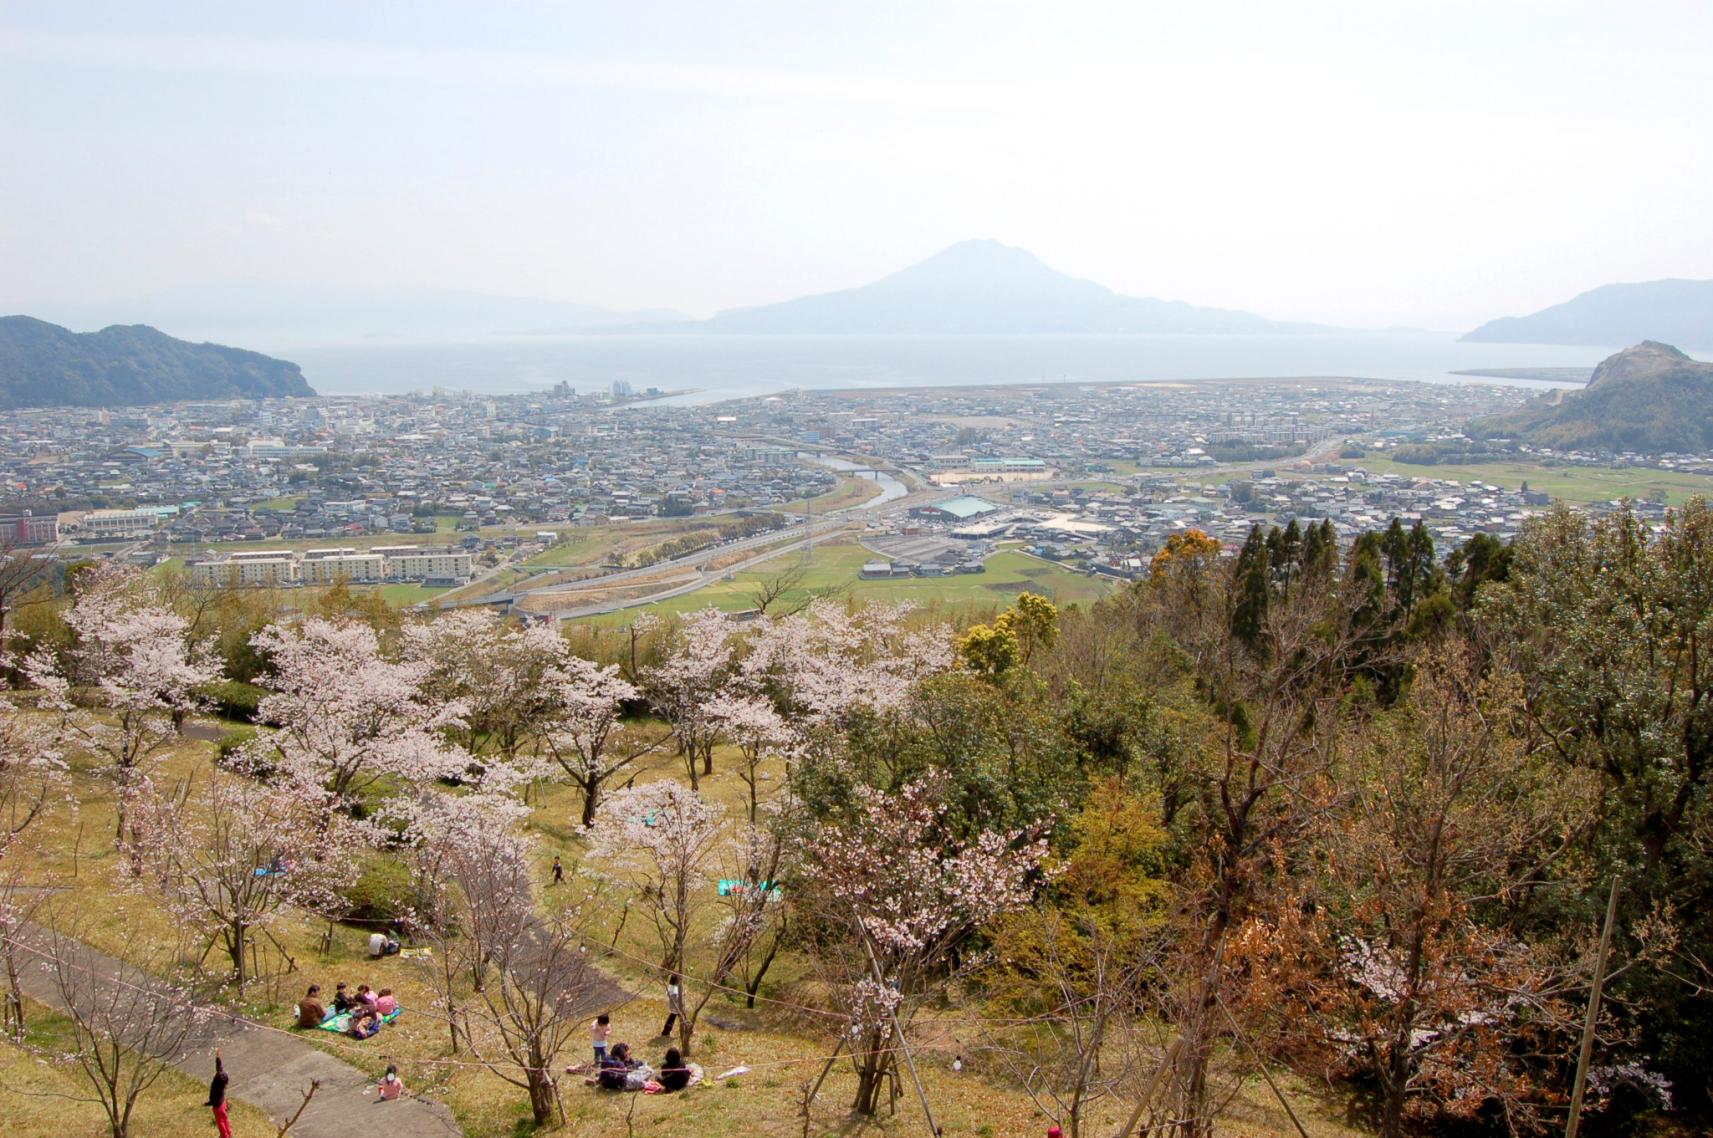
xmin=1462 ymin=279 xmax=1713 ymax=349
xmin=636 ymin=240 xmax=1326 ymax=335
xmin=21 ymin=281 xmax=688 ymax=346
xmin=0 ymin=316 xmax=316 ymax=408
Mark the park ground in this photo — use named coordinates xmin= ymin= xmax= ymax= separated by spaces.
xmin=1 ymin=722 xmax=1367 ymax=1138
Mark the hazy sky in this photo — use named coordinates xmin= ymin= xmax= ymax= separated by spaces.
xmin=3 ymin=1 xmax=1710 ymax=329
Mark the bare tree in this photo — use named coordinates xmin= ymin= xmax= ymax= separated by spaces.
xmin=41 ymin=924 xmax=207 ymax=1138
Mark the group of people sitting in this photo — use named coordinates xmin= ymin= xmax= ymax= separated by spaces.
xmin=293 ymin=981 xmax=401 ymax=1039
xmin=580 ymin=1013 xmax=696 ymax=1094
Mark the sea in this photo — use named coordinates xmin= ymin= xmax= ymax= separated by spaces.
xmin=279 ymin=332 xmax=1617 ymax=404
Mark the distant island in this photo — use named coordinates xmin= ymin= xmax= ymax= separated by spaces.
xmin=645 ymin=239 xmax=1326 ymax=335
xmin=1469 ymin=340 xmax=1713 ymax=453
xmin=20 ymin=281 xmax=688 ymax=345
xmin=1462 ymin=279 xmax=1713 ymax=349
xmin=0 ymin=316 xmax=315 ymax=408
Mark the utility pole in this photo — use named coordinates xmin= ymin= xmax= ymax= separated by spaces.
xmin=1566 ymin=876 xmax=1621 ymax=1138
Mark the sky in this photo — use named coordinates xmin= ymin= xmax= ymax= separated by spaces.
xmin=2 ymin=0 xmax=1711 ymax=330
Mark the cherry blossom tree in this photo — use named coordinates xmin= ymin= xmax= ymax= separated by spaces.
xmin=119 ymin=759 xmax=358 ymax=988
xmin=706 ymin=692 xmax=795 ymax=823
xmin=803 ymin=776 xmax=1047 ymax=1114
xmin=643 ymin=607 xmax=738 ymax=789
xmin=245 ymin=618 xmax=469 ymax=825
xmin=403 ymin=610 xmax=565 ymax=796
xmin=585 ymin=780 xmax=729 ymax=1056
xmin=742 ymin=599 xmax=953 ymax=728
xmin=30 ymin=563 xmax=219 ymax=842
xmin=723 ymin=809 xmax=796 ymax=1010
xmin=0 ymin=661 xmax=65 ymax=1036
xmin=409 ymin=797 xmax=598 ymax=1125
xmin=540 ymin=655 xmax=659 ymax=827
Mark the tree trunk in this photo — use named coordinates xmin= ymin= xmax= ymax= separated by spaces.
xmin=851 ymin=1030 xmax=892 ymax=1115
xmin=581 ymin=781 xmax=600 ymax=828
xmin=527 ymin=1067 xmax=556 ymax=1126
xmin=228 ymin=920 xmax=248 ymax=988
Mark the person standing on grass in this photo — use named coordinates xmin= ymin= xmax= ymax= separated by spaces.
xmin=592 ymin=1012 xmax=612 ymax=1065
xmin=206 ymin=1048 xmax=231 ymax=1138
xmin=660 ymin=973 xmax=683 ymax=1038
xmin=551 ymin=854 xmax=564 ymax=885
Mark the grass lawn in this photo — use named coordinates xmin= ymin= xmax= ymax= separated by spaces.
xmin=573 ymin=541 xmax=1116 ymax=627
xmin=254 ymin=494 xmax=302 ymax=512
xmin=376 ymin=583 xmax=452 ymax=607
xmin=1353 ymin=456 xmax=1713 ymax=505
xmin=0 ymin=1000 xmax=276 ymax=1138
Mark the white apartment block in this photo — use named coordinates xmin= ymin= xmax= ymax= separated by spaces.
xmin=186 ymin=544 xmax=472 ymax=588
xmin=370 ymin=545 xmax=474 ymax=582
xmin=300 ymin=549 xmax=386 ymax=584
xmin=189 ymin=551 xmax=298 ymax=588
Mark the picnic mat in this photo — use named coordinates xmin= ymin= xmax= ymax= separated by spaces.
xmin=319 ymin=1008 xmax=402 ymax=1033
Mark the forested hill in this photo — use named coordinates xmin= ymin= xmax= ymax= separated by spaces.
xmin=1469 ymin=340 xmax=1713 ymax=453
xmin=0 ymin=316 xmax=315 ymax=408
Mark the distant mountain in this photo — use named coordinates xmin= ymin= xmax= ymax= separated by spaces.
xmin=0 ymin=316 xmax=315 ymax=408
xmin=663 ymin=240 xmax=1322 ymax=334
xmin=24 ymin=281 xmax=687 ymax=345
xmin=1469 ymin=341 xmax=1713 ymax=453
xmin=1462 ymin=279 xmax=1713 ymax=349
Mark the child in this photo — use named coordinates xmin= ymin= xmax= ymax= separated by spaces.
xmin=551 ymin=855 xmax=564 ymax=885
xmin=377 ymin=1064 xmax=404 ymax=1101
xmin=332 ymin=981 xmax=354 ymax=1014
xmin=592 ymin=1012 xmax=612 ymax=1064
xmin=206 ymin=1049 xmax=231 ymax=1138
xmin=375 ymin=987 xmax=398 ymax=1017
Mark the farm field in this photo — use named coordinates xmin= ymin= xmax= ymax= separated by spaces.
xmin=574 ymin=541 xmax=1115 ymax=626
xmin=1351 ymin=456 xmax=1713 ymax=505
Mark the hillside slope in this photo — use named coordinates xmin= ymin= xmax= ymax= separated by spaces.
xmin=1469 ymin=340 xmax=1713 ymax=453
xmin=0 ymin=316 xmax=315 ymax=408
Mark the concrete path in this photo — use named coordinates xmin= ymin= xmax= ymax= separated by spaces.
xmin=12 ymin=922 xmax=463 ymax=1138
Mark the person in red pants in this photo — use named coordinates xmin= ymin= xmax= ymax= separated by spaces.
xmin=206 ymin=1048 xmax=232 ymax=1138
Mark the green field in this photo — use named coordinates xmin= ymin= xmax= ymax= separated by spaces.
xmin=575 ymin=541 xmax=1116 ymax=626
xmin=1352 ymin=456 xmax=1713 ymax=505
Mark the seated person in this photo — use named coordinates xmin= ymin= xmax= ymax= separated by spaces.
xmin=348 ymin=1009 xmax=382 ymax=1040
xmin=331 ymin=981 xmax=355 ymax=1014
xmin=657 ymin=1047 xmax=692 ymax=1092
xmin=355 ymin=984 xmax=379 ymax=1014
xmin=294 ymin=984 xmax=327 ymax=1028
xmin=374 ymin=988 xmax=398 ymax=1017
xmin=595 ymin=1042 xmax=639 ymax=1091
xmin=377 ymin=1064 xmax=404 ymax=1101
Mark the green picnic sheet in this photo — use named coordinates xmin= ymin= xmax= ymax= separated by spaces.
xmin=318 ymin=1008 xmax=402 ymax=1033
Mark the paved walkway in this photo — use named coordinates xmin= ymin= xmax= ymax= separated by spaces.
xmin=12 ymin=923 xmax=463 ymax=1138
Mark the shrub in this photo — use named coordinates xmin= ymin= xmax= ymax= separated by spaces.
xmin=340 ymin=855 xmax=415 ymax=924
xmin=213 ymin=727 xmax=256 ymax=768
xmin=199 ymin=679 xmax=267 ymax=723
